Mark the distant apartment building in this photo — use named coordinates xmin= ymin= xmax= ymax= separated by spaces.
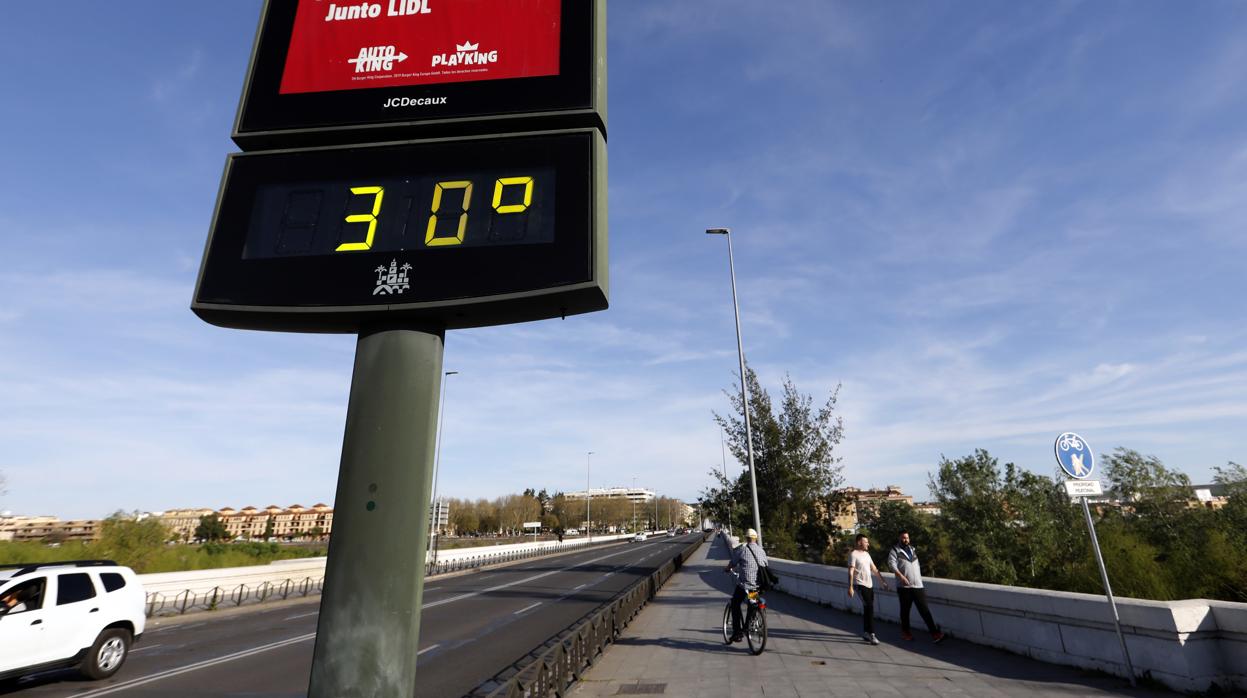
xmin=429 ymin=498 xmax=449 ymax=535
xmin=1191 ymin=484 xmax=1230 ymax=510
xmin=0 ymin=515 xmax=100 ymax=542
xmin=563 ymin=487 xmax=656 ymax=504
xmin=159 ymin=503 xmax=334 ymax=541
xmin=832 ymin=486 xmax=916 ymax=533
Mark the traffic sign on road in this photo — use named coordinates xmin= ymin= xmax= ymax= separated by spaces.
xmin=1054 ymin=431 xmax=1095 ymax=479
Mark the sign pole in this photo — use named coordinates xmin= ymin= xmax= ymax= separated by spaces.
xmin=1079 ymin=495 xmax=1137 ymax=687
xmin=308 ymin=326 xmax=444 ymax=697
xmin=1055 ymin=432 xmax=1136 ymax=688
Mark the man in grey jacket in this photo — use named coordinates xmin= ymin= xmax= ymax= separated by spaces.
xmin=887 ymin=531 xmax=944 ymax=643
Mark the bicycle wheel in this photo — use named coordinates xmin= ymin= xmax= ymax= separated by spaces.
xmin=746 ymin=607 xmax=767 ymax=655
xmin=722 ymin=602 xmax=733 ymax=644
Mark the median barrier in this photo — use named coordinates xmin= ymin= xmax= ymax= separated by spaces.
xmin=721 ymin=532 xmax=1247 ymax=693
xmin=139 ymin=534 xmax=635 ymax=617
xmin=476 ymin=531 xmax=710 ymax=697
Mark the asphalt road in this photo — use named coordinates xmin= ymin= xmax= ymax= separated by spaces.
xmin=4 ymin=534 xmax=702 ymax=697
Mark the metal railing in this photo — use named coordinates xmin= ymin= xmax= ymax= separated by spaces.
xmin=146 ymin=576 xmax=324 ymax=616
xmin=475 ymin=532 xmax=709 ymax=697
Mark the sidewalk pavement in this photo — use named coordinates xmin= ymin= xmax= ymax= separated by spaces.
xmin=570 ymin=536 xmax=1174 ymax=697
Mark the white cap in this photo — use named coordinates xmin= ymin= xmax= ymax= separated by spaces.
xmin=746 ymin=528 xmax=758 ymax=539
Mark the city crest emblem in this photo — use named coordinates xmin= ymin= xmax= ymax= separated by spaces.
xmin=373 ymin=260 xmax=412 ymax=295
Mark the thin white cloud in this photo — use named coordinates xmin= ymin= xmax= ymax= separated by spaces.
xmin=150 ymin=48 xmax=205 ymax=103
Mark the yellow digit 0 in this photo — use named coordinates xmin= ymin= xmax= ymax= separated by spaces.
xmin=336 ymin=186 xmax=384 ymax=252
xmin=426 ymin=181 xmax=473 ymax=246
xmin=492 ymin=176 xmax=534 ymax=214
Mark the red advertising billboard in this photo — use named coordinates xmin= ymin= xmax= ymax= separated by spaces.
xmin=279 ymin=0 xmax=562 ymax=94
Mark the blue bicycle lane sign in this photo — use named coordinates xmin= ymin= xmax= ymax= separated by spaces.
xmin=1054 ymin=432 xmax=1095 ymax=479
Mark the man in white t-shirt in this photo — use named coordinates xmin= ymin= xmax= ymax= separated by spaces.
xmin=847 ymin=533 xmax=889 ymax=645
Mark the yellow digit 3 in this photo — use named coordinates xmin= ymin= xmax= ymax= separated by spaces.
xmin=335 ymin=186 xmax=385 ymax=252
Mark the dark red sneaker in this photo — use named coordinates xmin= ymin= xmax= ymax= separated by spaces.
xmin=901 ymin=631 xmax=914 ymax=641
xmin=932 ymin=631 xmax=945 ymax=644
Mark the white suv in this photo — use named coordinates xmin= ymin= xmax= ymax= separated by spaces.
xmin=0 ymin=560 xmax=146 ymax=682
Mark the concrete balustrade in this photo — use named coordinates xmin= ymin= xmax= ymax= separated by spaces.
xmin=722 ymin=534 xmax=1246 ymax=693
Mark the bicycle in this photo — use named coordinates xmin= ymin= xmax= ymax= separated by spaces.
xmin=722 ymin=571 xmax=767 ymax=655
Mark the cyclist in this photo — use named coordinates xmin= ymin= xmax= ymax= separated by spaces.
xmin=724 ymin=528 xmax=768 ymax=643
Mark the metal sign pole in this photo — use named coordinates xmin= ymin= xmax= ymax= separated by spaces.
xmin=308 ymin=326 xmax=443 ymax=697
xmin=1079 ymin=495 xmax=1137 ymax=687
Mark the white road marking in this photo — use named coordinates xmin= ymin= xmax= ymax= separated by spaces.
xmin=72 ymin=633 xmax=316 ymax=697
xmin=283 ymin=610 xmax=320 ymax=620
xmin=96 ymin=539 xmax=669 ymax=696
xmin=574 ymin=584 xmax=587 ymax=590
xmin=422 ymin=543 xmax=653 ymax=610
xmin=129 ymin=643 xmax=163 ymax=653
xmin=417 ymin=643 xmax=440 ymax=656
xmin=513 ymin=602 xmax=542 ymax=615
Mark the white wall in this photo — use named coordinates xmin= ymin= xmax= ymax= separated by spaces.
xmin=723 ymin=534 xmax=1247 ymax=693
xmin=140 ymin=534 xmax=633 ymax=610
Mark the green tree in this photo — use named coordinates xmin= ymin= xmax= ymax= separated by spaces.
xmin=928 ymin=450 xmax=1023 ymax=585
xmin=1001 ymin=464 xmax=1086 ymax=589
xmin=449 ymin=502 xmax=479 ymax=536
xmin=549 ymin=493 xmax=573 ymax=531
xmin=263 ymin=515 xmax=276 ymax=541
xmin=1101 ymin=448 xmax=1197 ymax=572
xmin=857 ymin=500 xmax=947 ymax=573
xmin=194 ymin=513 xmax=229 ymax=542
xmin=96 ymin=513 xmax=169 ymax=573
xmin=710 ymin=368 xmax=846 ymax=561
xmin=309 ymin=525 xmax=325 ymax=540
xmin=1213 ymin=462 xmax=1247 ymax=543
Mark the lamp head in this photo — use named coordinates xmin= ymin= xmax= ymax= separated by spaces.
xmin=705 ymin=228 xmax=730 ymax=235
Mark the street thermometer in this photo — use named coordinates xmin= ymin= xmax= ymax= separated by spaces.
xmin=191 ymin=1 xmax=607 ymax=694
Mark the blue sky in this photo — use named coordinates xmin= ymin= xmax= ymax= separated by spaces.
xmin=2 ymin=1 xmax=1245 ymax=520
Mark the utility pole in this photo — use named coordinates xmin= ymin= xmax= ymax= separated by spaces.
xmin=586 ymin=451 xmax=594 ymax=543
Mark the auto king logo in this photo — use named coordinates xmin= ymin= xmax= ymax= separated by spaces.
xmin=432 ymin=40 xmax=499 ymax=68
xmin=373 ymin=260 xmax=411 ymax=295
xmin=349 ymin=45 xmax=409 ymax=74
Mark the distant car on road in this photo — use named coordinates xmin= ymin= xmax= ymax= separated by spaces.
xmin=0 ymin=560 xmax=146 ymax=683
xmin=632 ymin=532 xmax=647 ymax=542
xmin=666 ymin=530 xmax=676 ymax=537
xmin=565 ymin=528 xmax=579 ymax=535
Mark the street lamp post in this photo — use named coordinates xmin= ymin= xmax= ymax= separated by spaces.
xmin=429 ymin=370 xmax=458 ymax=567
xmin=632 ymin=476 xmax=637 ymax=533
xmin=720 ymin=428 xmax=735 ymax=535
xmin=706 ymin=227 xmax=763 ymax=544
xmin=586 ymin=451 xmax=594 ymax=543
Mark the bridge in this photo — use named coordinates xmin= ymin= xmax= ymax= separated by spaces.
xmin=5 ymin=533 xmax=1242 ymax=696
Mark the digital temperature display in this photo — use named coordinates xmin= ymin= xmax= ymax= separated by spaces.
xmin=243 ymin=166 xmax=555 ymax=260
xmin=193 ymin=130 xmax=606 ymax=332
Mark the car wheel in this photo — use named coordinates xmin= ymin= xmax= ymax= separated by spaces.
xmin=80 ymin=628 xmax=131 ymax=680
